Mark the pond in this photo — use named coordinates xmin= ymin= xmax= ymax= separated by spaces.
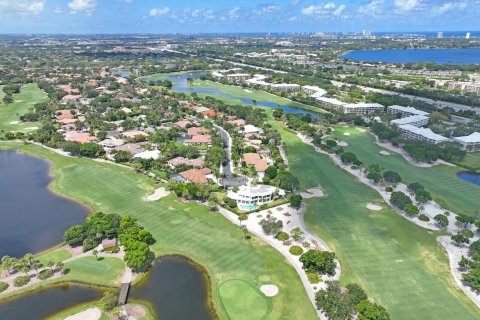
xmin=130 ymin=255 xmax=214 ymax=320
xmin=340 ymin=48 xmax=480 ymax=64
xmin=458 ymin=171 xmax=480 ymax=186
xmin=0 ymin=285 xmax=103 ymax=320
xmin=143 ymin=72 xmax=321 ymax=119
xmin=0 ymin=256 xmax=214 ymax=319
xmin=0 ymin=150 xmax=88 ymax=257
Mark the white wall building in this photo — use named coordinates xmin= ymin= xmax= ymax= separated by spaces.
xmin=315 ymin=97 xmax=346 ymax=110
xmin=390 ymin=115 xmax=430 ymax=127
xmin=227 ymin=185 xmax=285 ymax=209
xmin=302 ymin=85 xmax=327 ymax=96
xmin=453 ymin=132 xmax=480 ymax=152
xmin=270 ymin=83 xmax=301 ymax=92
xmin=387 ymin=105 xmax=429 ymax=118
xmin=342 ymin=103 xmax=385 ymax=115
xmin=398 ymin=124 xmax=449 ymax=144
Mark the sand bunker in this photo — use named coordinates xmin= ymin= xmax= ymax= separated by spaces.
xmin=379 ymin=151 xmax=391 ymax=156
xmin=366 ymin=203 xmax=382 ymax=211
xmin=356 ymin=128 xmax=366 ymax=133
xmin=342 ymin=125 xmax=349 ymax=128
xmin=343 ymin=132 xmax=351 ymax=136
xmin=337 ymin=141 xmax=348 ymax=147
xmin=125 ymin=304 xmax=147 ymax=319
xmin=244 ymin=89 xmax=252 ymax=92
xmin=9 ymin=121 xmax=19 ymax=124
xmin=300 ymin=187 xmax=324 ymax=199
xmin=260 ymin=284 xmax=279 ymax=297
xmin=24 ymin=127 xmax=38 ymax=130
xmin=146 ymin=187 xmax=170 ymax=201
xmin=65 ymin=308 xmax=101 ymax=320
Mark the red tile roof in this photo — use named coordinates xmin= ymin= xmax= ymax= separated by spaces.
xmin=179 ymin=168 xmax=212 ymax=184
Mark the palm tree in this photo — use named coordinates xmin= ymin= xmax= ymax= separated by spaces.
xmin=48 ymin=261 xmax=55 ymax=271
xmin=56 ymin=262 xmax=65 ymax=274
xmin=92 ymin=249 xmax=99 ymax=261
xmin=1 ymin=256 xmax=13 ymax=276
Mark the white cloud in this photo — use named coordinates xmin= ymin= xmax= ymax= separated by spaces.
xmin=254 ymin=4 xmax=281 ymax=15
xmin=119 ymin=0 xmax=133 ymax=3
xmin=148 ymin=7 xmax=170 ymax=17
xmin=358 ymin=0 xmax=383 ymax=15
xmin=333 ymin=4 xmax=346 ymax=16
xmin=228 ymin=7 xmax=240 ymax=20
xmin=301 ymin=3 xmax=342 ymax=16
xmin=191 ymin=8 xmax=215 ymax=20
xmin=0 ymin=0 xmax=45 ymax=15
xmin=394 ymin=0 xmax=420 ymax=12
xmin=68 ymin=0 xmax=97 ymax=15
xmin=288 ymin=16 xmax=298 ymax=21
xmin=53 ymin=6 xmax=64 ymax=14
xmin=432 ymin=1 xmax=468 ymax=15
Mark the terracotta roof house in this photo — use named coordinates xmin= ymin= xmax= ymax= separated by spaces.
xmin=243 ymin=153 xmax=268 ymax=173
xmin=184 ymin=134 xmax=212 ymax=146
xmin=59 ymin=85 xmax=80 ymax=94
xmin=62 ymin=94 xmax=82 ymax=103
xmin=178 ymin=168 xmax=212 ymax=184
xmin=65 ymin=131 xmax=96 ymax=144
xmin=56 ymin=109 xmax=75 ymax=122
xmin=174 ymin=120 xmax=192 ymax=128
xmin=201 ymin=109 xmax=218 ymax=117
xmin=114 ymin=143 xmax=145 ymax=155
xmin=186 ymin=105 xmax=200 ymax=110
xmin=122 ymin=130 xmax=149 ymax=139
xmin=167 ymin=157 xmax=205 ymax=168
xmin=227 ymin=119 xmax=246 ymax=126
xmin=187 ymin=127 xmax=209 ymax=136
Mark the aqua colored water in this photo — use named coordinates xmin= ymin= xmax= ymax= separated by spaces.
xmin=458 ymin=171 xmax=480 ymax=186
xmin=341 ymin=48 xmax=480 ymax=64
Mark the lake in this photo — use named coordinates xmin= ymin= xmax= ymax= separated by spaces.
xmin=0 ymin=256 xmax=214 ymax=319
xmin=0 ymin=150 xmax=88 ymax=258
xmin=143 ymin=72 xmax=321 ymax=119
xmin=341 ymin=48 xmax=480 ymax=64
xmin=458 ymin=171 xmax=480 ymax=186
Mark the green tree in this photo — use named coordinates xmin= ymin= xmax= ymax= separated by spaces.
xmin=452 ymin=233 xmax=470 ymax=246
xmin=79 ymin=143 xmax=105 ymax=157
xmin=259 ymin=216 xmax=283 ymax=235
xmin=367 ymin=171 xmax=383 ymax=184
xmin=300 ymin=249 xmax=336 ymax=276
xmin=382 ymin=171 xmax=401 ymax=184
xmin=100 ymin=291 xmax=118 ymax=312
xmin=355 ymin=300 xmax=390 ymax=320
xmin=289 ymin=194 xmax=303 ymax=211
xmin=434 ymin=214 xmax=449 ymax=229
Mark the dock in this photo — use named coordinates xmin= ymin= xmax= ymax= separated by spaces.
xmin=118 ymin=282 xmax=130 ymax=305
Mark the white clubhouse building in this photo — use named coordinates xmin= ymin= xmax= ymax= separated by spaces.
xmin=227 ymin=185 xmax=285 ymax=209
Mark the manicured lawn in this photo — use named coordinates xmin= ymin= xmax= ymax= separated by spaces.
xmin=37 ymin=248 xmax=72 ymax=268
xmin=271 ymin=119 xmax=480 ymax=320
xmin=330 ymin=125 xmax=480 ymax=214
xmin=219 ymin=279 xmax=271 ymax=320
xmin=192 ymin=80 xmax=329 ymax=114
xmin=0 ymin=142 xmax=318 ymax=320
xmin=458 ymin=151 xmax=480 ymax=171
xmin=63 ymin=257 xmax=125 ymax=286
xmin=0 ymin=83 xmax=48 ymax=132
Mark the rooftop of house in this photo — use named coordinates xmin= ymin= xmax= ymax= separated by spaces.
xmin=179 ymin=168 xmax=212 ymax=184
xmin=167 ymin=156 xmax=205 ymax=167
xmin=184 ymin=134 xmax=212 ymax=144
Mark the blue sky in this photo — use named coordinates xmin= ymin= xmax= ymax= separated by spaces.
xmin=0 ymin=0 xmax=479 ymax=33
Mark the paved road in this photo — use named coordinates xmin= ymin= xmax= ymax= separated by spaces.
xmin=213 ymin=124 xmax=233 ymax=177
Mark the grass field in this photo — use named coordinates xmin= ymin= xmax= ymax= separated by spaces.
xmin=458 ymin=151 xmax=480 ymax=171
xmin=46 ymin=302 xmax=111 ymax=320
xmin=330 ymin=125 xmax=480 ymax=214
xmin=219 ymin=279 xmax=271 ymax=320
xmin=191 ymin=80 xmax=329 ymax=114
xmin=37 ymin=248 xmax=72 ymax=268
xmin=63 ymin=257 xmax=125 ymax=286
xmin=270 ymin=118 xmax=480 ymax=319
xmin=0 ymin=142 xmax=318 ymax=320
xmin=0 ymin=83 xmax=48 ymax=132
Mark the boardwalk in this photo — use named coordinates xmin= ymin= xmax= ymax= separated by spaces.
xmin=118 ymin=282 xmax=130 ymax=305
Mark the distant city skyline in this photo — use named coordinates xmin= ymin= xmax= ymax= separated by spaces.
xmin=0 ymin=0 xmax=479 ymax=34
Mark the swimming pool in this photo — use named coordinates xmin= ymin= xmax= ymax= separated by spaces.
xmin=241 ymin=205 xmax=259 ymax=211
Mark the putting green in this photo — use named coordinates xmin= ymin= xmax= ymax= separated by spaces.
xmin=64 ymin=256 xmax=125 ymax=285
xmin=219 ymin=279 xmax=271 ymax=320
xmin=330 ymin=125 xmax=480 ymax=214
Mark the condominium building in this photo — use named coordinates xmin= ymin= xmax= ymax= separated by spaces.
xmin=387 ymin=105 xmax=430 ymax=118
xmin=448 ymin=82 xmax=480 ymax=94
xmin=398 ymin=124 xmax=449 ymax=144
xmin=453 ymin=132 xmax=480 ymax=152
xmin=342 ymin=103 xmax=385 ymax=115
xmin=226 ymin=73 xmax=251 ymax=82
xmin=315 ymin=97 xmax=346 ymax=110
xmin=270 ymin=83 xmax=301 ymax=92
xmin=302 ymin=85 xmax=327 ymax=96
xmin=390 ymin=115 xmax=429 ymax=127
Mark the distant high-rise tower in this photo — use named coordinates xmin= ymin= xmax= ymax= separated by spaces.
xmin=437 ymin=32 xmax=443 ymax=38
xmin=466 ymin=32 xmax=471 ymax=40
